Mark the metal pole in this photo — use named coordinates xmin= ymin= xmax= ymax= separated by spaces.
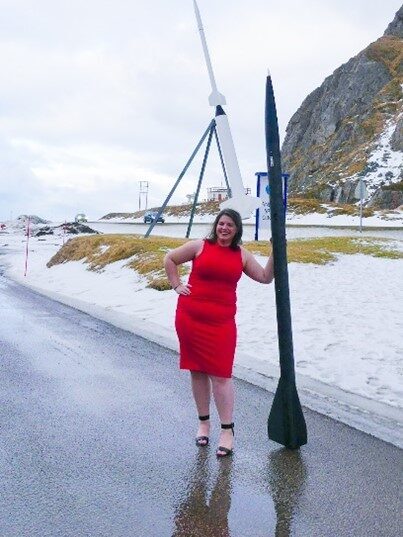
xmin=144 ymin=120 xmax=215 ymax=238
xmin=265 ymin=73 xmax=307 ymax=449
xmin=186 ymin=123 xmax=215 ymax=238
xmin=359 ymin=178 xmax=363 ymax=233
xmin=24 ymin=216 xmax=31 ymax=277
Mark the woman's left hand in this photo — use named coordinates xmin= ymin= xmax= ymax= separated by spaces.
xmin=175 ymin=283 xmax=192 ymax=295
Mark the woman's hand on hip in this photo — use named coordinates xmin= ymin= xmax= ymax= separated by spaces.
xmin=175 ymin=283 xmax=192 ymax=295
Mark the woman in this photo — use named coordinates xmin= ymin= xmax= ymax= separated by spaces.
xmin=164 ymin=208 xmax=274 ymax=457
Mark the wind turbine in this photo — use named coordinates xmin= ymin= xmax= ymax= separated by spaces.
xmin=193 ymin=0 xmax=261 ymax=219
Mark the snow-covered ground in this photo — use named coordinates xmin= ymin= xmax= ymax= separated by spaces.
xmin=100 ymin=204 xmax=403 ymax=227
xmin=102 ymin=209 xmax=403 ymax=227
xmin=1 ymin=224 xmax=402 ymax=447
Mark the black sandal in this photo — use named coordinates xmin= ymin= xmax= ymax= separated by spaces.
xmin=195 ymin=414 xmax=210 ymax=447
xmin=216 ymin=423 xmax=234 ymax=457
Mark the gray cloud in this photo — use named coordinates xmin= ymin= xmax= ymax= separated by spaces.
xmin=0 ymin=0 xmax=400 ymax=221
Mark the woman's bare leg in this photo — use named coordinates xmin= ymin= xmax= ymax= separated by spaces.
xmin=210 ymin=376 xmax=234 ymax=453
xmin=190 ymin=371 xmax=211 ymax=440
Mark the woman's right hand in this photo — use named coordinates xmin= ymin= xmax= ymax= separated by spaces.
xmin=175 ymin=283 xmax=192 ymax=295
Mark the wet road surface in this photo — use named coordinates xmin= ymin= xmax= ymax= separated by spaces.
xmin=0 ymin=274 xmax=401 ymax=536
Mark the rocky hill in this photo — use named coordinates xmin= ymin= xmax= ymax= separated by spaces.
xmin=282 ymin=6 xmax=403 ymax=209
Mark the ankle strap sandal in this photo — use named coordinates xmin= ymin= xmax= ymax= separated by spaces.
xmin=195 ymin=415 xmax=210 ymax=447
xmin=216 ymin=423 xmax=234 ymax=458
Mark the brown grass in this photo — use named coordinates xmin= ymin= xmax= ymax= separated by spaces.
xmin=47 ymin=234 xmax=190 ymax=290
xmin=328 ymin=204 xmax=375 ymax=217
xmin=245 ymin=236 xmax=403 ymax=264
xmin=101 ymin=200 xmax=222 ymax=221
xmin=366 ymin=36 xmax=403 ymax=77
xmin=287 ymin=198 xmax=328 ymax=214
xmin=361 ymin=111 xmax=385 ymax=139
xmin=101 ymin=195 xmax=383 ymax=222
xmin=345 ymin=160 xmax=366 ymax=176
xmin=47 ymin=235 xmax=402 ymax=291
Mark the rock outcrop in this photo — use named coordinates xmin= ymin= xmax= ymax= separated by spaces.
xmin=34 ymin=222 xmax=99 ymax=236
xmin=282 ymin=6 xmax=403 ymax=209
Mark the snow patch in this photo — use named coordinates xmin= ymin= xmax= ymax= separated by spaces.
xmin=349 ymin=114 xmax=403 ymax=196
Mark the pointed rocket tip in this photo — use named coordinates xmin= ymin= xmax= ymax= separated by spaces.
xmin=267 ymin=68 xmax=271 ymax=77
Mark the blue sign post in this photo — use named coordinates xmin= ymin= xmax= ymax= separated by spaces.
xmin=255 ymin=172 xmax=289 ymax=241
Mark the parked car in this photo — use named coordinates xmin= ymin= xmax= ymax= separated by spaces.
xmin=143 ymin=211 xmax=165 ymax=224
xmin=75 ymin=213 xmax=87 ymax=223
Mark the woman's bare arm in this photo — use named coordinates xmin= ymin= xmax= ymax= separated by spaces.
xmin=242 ymin=247 xmax=274 ymax=284
xmin=164 ymin=239 xmax=204 ymax=294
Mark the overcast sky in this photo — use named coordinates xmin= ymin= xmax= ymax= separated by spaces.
xmin=0 ymin=0 xmax=401 ymax=221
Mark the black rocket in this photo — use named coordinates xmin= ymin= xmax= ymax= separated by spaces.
xmin=265 ymin=71 xmax=307 ymax=449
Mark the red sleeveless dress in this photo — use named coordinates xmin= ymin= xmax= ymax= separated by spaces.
xmin=175 ymin=240 xmax=243 ymax=378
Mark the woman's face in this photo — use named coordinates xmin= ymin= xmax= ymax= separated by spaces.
xmin=216 ymin=215 xmax=237 ymax=243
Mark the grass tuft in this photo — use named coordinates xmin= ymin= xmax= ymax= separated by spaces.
xmin=47 ymin=234 xmax=190 ymax=290
xmin=245 ymin=236 xmax=403 ymax=264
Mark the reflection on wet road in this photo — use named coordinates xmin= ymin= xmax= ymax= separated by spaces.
xmin=267 ymin=449 xmax=307 ymax=536
xmin=0 ymin=274 xmax=400 ymax=536
xmin=173 ymin=451 xmax=233 ymax=536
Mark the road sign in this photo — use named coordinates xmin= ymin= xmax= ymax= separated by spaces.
xmin=354 ymin=178 xmax=367 ymax=199
xmin=255 ymin=172 xmax=289 ymax=240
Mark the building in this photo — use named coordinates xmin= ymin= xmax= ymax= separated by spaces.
xmin=207 ymin=187 xmax=228 ymax=202
xmin=206 ymin=186 xmax=252 ymax=202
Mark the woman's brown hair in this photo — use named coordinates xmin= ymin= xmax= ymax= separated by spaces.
xmin=207 ymin=208 xmax=243 ymax=250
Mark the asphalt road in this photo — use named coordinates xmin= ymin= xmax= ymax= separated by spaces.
xmin=0 ymin=272 xmax=401 ymax=537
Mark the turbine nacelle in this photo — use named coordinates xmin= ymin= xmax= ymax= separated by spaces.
xmin=208 ymin=91 xmax=226 ymax=107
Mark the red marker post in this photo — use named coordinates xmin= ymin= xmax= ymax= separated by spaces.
xmin=24 ymin=216 xmax=31 ymax=277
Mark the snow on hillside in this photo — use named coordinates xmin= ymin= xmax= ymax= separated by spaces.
xmin=350 ymin=113 xmax=403 ymax=196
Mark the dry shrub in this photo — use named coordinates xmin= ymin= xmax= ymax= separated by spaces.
xmin=148 ymin=277 xmax=173 ymax=291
